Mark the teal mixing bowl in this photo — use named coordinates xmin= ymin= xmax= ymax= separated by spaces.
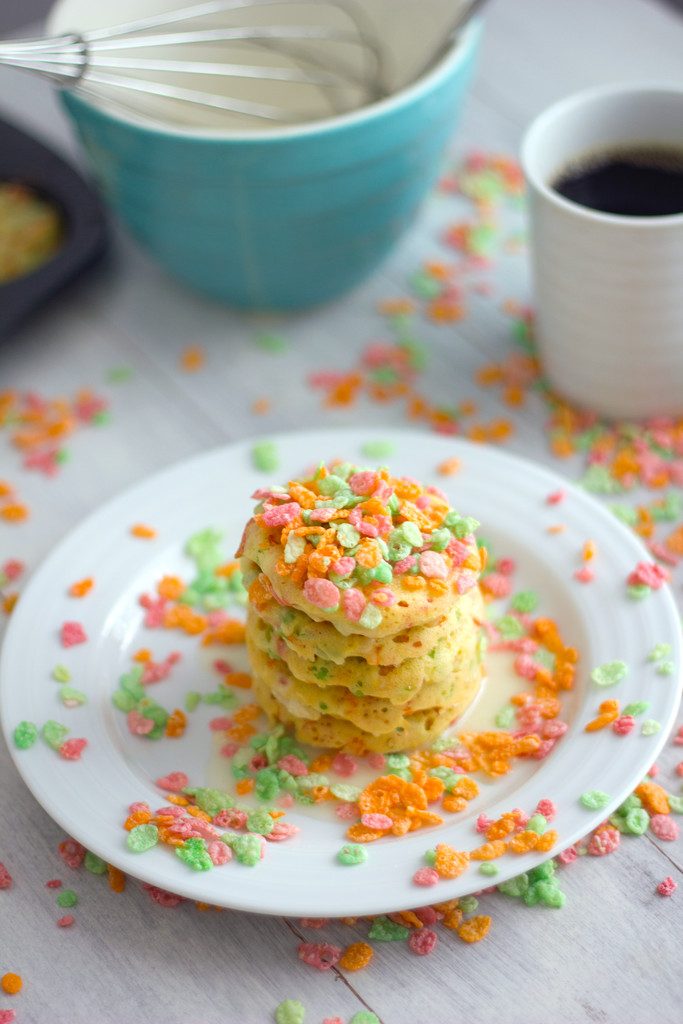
xmin=53 ymin=19 xmax=481 ymax=309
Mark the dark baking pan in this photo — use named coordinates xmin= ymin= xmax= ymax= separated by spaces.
xmin=0 ymin=115 xmax=107 ymax=339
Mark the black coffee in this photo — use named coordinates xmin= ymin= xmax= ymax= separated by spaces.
xmin=553 ymin=144 xmax=683 ymax=217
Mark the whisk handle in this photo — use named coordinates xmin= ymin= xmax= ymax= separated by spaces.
xmin=0 ymin=33 xmax=87 ymax=86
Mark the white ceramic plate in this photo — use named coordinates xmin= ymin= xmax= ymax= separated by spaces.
xmin=1 ymin=429 xmax=680 ymax=917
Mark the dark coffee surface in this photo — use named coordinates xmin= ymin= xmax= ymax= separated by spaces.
xmin=553 ymin=145 xmax=683 ymax=217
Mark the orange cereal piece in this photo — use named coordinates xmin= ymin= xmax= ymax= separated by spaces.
xmin=547 ymin=524 xmax=567 ymax=535
xmin=1 ymin=973 xmax=22 ymax=995
xmin=665 ymin=524 xmax=683 ymax=555
xmin=401 ymin=574 xmax=426 ymax=590
xmin=165 ymin=708 xmax=187 ymax=738
xmin=107 ymin=864 xmax=126 ymax=893
xmin=535 ymin=829 xmax=558 ymax=853
xmin=339 ymin=942 xmax=374 ymax=972
xmin=358 ymin=775 xmax=427 ymax=817
xmin=442 ymin=794 xmax=467 ymax=814
xmin=165 ymin=794 xmax=189 ymax=806
xmin=235 ymin=778 xmax=254 ymax=796
xmin=0 ymin=481 xmax=12 ymax=497
xmin=157 ymin=575 xmax=185 ymax=600
xmin=437 ymin=457 xmax=460 ymax=476
xmin=186 ymin=805 xmax=211 ymax=822
xmin=233 ymin=704 xmax=261 ymax=724
xmin=507 ymin=830 xmax=540 ymax=854
xmin=635 ymin=781 xmax=670 ymax=816
xmin=2 ymin=593 xmax=18 ymax=615
xmin=485 ymin=814 xmax=516 ymax=841
xmin=202 ymin=619 xmax=246 ymax=645
xmin=449 ymin=777 xmax=479 ymax=801
xmin=585 ymin=698 xmax=620 ymax=732
xmin=124 ymin=809 xmax=152 ymax=830
xmin=442 ymin=907 xmax=464 ymax=931
xmin=457 ymin=915 xmax=492 ymax=943
xmin=223 ymin=671 xmax=252 ymax=689
xmin=68 ymin=577 xmax=94 ymax=598
xmin=180 ymin=345 xmax=205 ymax=372
xmin=309 ymin=754 xmax=333 ymax=772
xmin=226 ymin=723 xmax=256 ymax=742
xmin=1 ymin=502 xmax=29 ymax=522
xmin=582 ymin=540 xmax=597 ymax=562
xmin=346 ymin=823 xmax=385 ymax=844
xmin=434 ymin=844 xmax=470 ymax=879
xmin=251 ymin=397 xmax=271 ymax=415
xmin=422 ymin=776 xmax=445 ymax=802
xmin=469 ymin=839 xmax=508 ymax=861
xmin=131 ymin=523 xmax=157 ymax=539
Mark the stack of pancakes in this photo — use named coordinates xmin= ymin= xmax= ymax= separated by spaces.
xmin=238 ymin=462 xmax=486 ymax=754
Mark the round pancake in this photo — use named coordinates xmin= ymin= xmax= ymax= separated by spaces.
xmin=246 ymin=639 xmax=483 ymax=736
xmin=251 ymin=585 xmax=484 ymax=666
xmin=242 ymin=523 xmax=483 ymax=637
xmin=251 ymin=672 xmax=470 ymax=754
xmin=246 ymin=603 xmax=483 ymax=703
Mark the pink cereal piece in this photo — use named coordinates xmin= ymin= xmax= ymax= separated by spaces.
xmin=530 ymin=738 xmax=556 ymax=760
xmin=357 ymin=519 xmax=379 ymax=538
xmin=60 ymin=621 xmax=87 ymax=647
xmin=370 ymin=587 xmax=395 ymax=608
xmin=514 ymin=654 xmax=537 ymax=681
xmin=414 ymin=906 xmax=438 ymax=926
xmin=58 ymin=838 xmax=85 ymax=870
xmin=322 ymin=1019 xmax=344 ymax=1024
xmin=349 ymin=471 xmax=378 ymax=496
xmin=213 ymin=809 xmax=247 ymax=829
xmin=249 ymin=754 xmax=268 ymax=772
xmin=207 ymin=840 xmax=232 ymax=866
xmin=342 ymin=587 xmax=366 ymax=621
xmin=277 ymin=793 xmax=295 ymax=809
xmin=650 ymin=815 xmax=679 ymax=842
xmin=482 ymin=572 xmax=512 ymax=597
xmin=277 ymin=754 xmax=308 ymax=776
xmin=627 ymin=561 xmax=668 ymax=589
xmin=155 ymin=771 xmax=189 ymax=793
xmin=587 ymin=827 xmax=620 ymax=856
xmin=331 ymin=753 xmax=357 ymax=777
xmin=265 ymin=821 xmax=300 ymax=842
xmin=220 ymin=742 xmax=239 ymax=758
xmin=542 ymin=719 xmax=568 ymax=740
xmin=0 ymin=1011 xmax=17 ymax=1024
xmin=303 ymin=577 xmax=340 ymax=611
xmin=546 ymin=489 xmax=566 ymax=505
xmin=361 ymin=813 xmax=393 ymax=830
xmin=300 ymin=918 xmax=329 ymax=929
xmin=57 ymin=915 xmax=75 ymax=928
xmin=535 ymin=799 xmax=557 ymax=822
xmin=0 ymin=862 xmax=13 ymax=889
xmin=188 ymin=819 xmax=219 ymax=840
xmin=675 ymin=762 xmax=683 ymax=777
xmin=574 ymin=566 xmax=594 ymax=584
xmin=496 ymin=557 xmax=516 ymax=576
xmin=409 ymin=928 xmax=438 ymax=956
xmin=648 ymin=763 xmax=659 ymax=778
xmin=413 ymin=867 xmax=440 ymax=887
xmin=335 ymin=802 xmax=359 ymax=821
xmin=298 ymin=942 xmax=341 ymax=971
xmin=213 ymin=659 xmax=233 ymax=674
xmin=393 ymin=555 xmax=417 ymax=575
xmin=2 ymin=559 xmax=24 ymax=581
xmin=309 ymin=507 xmax=338 ymax=523
xmin=261 ymin=501 xmax=301 ymax=527
xmin=612 ymin=715 xmax=635 ymax=736
xmin=557 ymin=846 xmax=578 ymax=866
xmin=657 ymin=876 xmax=678 ymax=896
xmin=367 ymin=753 xmax=386 ymax=770
xmin=456 ymin=569 xmax=479 ymax=595
xmin=155 ymin=805 xmax=184 ymax=818
xmin=59 ymin=738 xmax=87 ymax=760
xmin=674 ymin=725 xmax=683 ymax=746
xmin=143 ymin=883 xmax=185 ymax=907
xmin=127 ymin=709 xmax=155 ymax=735
xmin=419 ymin=550 xmax=448 ymax=579
xmin=475 ymin=813 xmax=493 ymax=834
xmin=46 ymin=878 xmax=62 ymax=889
xmin=331 ymin=556 xmax=355 ymax=577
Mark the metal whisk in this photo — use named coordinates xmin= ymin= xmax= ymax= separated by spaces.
xmin=0 ymin=0 xmax=388 ymax=127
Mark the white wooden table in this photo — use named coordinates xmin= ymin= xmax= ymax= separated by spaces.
xmin=1 ymin=1 xmax=682 ymax=1022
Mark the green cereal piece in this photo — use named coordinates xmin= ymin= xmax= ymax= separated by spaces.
xmin=358 ymin=604 xmax=382 ymax=630
xmin=656 ymin=661 xmax=675 ymax=676
xmin=424 ymin=849 xmax=437 ymax=866
xmin=627 ymin=584 xmax=651 ymax=601
xmin=667 ymin=795 xmax=683 ymax=814
xmin=479 ymin=862 xmax=499 ymax=877
xmin=522 ymin=885 xmax=542 ymax=907
xmin=397 ymin=520 xmax=423 ymax=549
xmin=349 ymin=1014 xmax=380 ymax=1024
xmin=337 ymin=843 xmax=367 ymax=866
xmin=609 ymin=813 xmax=629 ymax=834
xmin=388 ymin=767 xmax=412 ymax=782
xmin=624 ymin=808 xmax=650 ymax=835
xmin=623 ymin=701 xmax=650 ymax=717
xmin=127 ymin=824 xmax=159 ymax=852
xmin=252 ymin=441 xmax=279 ymax=473
xmin=52 ymin=665 xmax=71 ymax=683
xmin=13 ymin=720 xmax=38 ymax=749
xmin=112 ymin=689 xmax=137 ymax=712
xmin=409 ymin=271 xmax=442 ymax=298
xmin=611 ymin=504 xmax=638 ymax=527
xmin=580 ymin=790 xmax=611 ymax=810
xmin=641 ymin=719 xmax=661 ymax=736
xmin=254 ymin=766 xmax=280 ymax=798
xmin=459 ymin=895 xmax=479 ymax=914
xmin=106 ymin=365 xmax=134 ymax=383
xmin=41 ymin=720 xmax=69 ymax=750
xmin=176 ymin=837 xmax=213 ymax=871
xmin=526 ymin=814 xmax=547 ymax=834
xmin=336 ymin=523 xmax=361 ymax=549
xmin=535 ymin=648 xmax=556 ymax=671
xmin=386 ymin=753 xmax=410 ymax=769
xmin=495 ymin=705 xmax=515 ymax=729
xmin=360 ymin=440 xmax=396 ymax=460
xmin=284 ymin=533 xmax=306 ymax=564
xmin=591 ymin=661 xmax=628 ymax=687
xmin=330 ymin=783 xmax=361 ymax=802
xmin=496 ymin=615 xmax=525 ymax=640
xmin=297 ymin=773 xmax=329 ymax=791
xmin=246 ymin=809 xmax=274 ymax=835
xmin=535 ymin=880 xmax=566 ymax=908
xmin=618 ymin=794 xmax=642 ymax=814
xmin=528 ymin=861 xmax=555 ymax=882
xmin=430 ymin=527 xmax=451 ymax=552
xmin=254 ymin=331 xmax=287 ymax=354
xmin=510 ymin=590 xmax=539 ymax=614
xmin=56 ymin=889 xmax=78 ymax=908
xmin=120 ymin=666 xmax=145 ymax=698
xmin=373 ymin=561 xmax=393 ymax=584
xmin=274 ymin=1000 xmax=305 ymax=1024
xmin=59 ymin=685 xmax=87 ymax=706
xmin=581 ymin=465 xmax=623 ymax=495
xmin=444 ymin=512 xmax=480 ymax=538
xmin=498 ymin=874 xmax=529 ymax=899
xmin=84 ymin=851 xmax=107 ymax=875
xmin=230 ymin=833 xmax=263 ymax=866
xmin=648 ymin=643 xmax=673 ymax=662
xmin=191 ymin=787 xmax=234 ymax=817
xmin=368 ymin=916 xmax=409 ymax=941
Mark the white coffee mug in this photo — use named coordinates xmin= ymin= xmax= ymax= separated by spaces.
xmin=521 ymin=84 xmax=683 ymax=419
